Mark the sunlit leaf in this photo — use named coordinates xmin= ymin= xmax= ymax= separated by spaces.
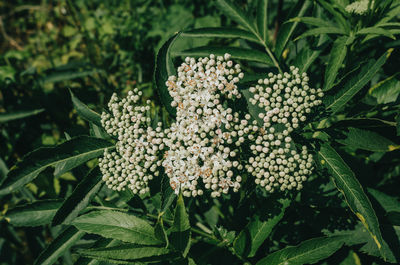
xmin=318 ymin=144 xmax=386 ymax=258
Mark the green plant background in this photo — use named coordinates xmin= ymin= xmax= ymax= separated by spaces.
xmin=0 ymin=0 xmax=399 ymax=264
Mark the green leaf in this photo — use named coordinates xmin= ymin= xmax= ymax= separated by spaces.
xmin=0 ymin=108 xmax=44 ymax=123
xmin=397 ymin=114 xmax=400 ymax=136
xmin=89 ymin=122 xmax=109 ymax=139
xmin=330 ymin=117 xmax=396 ymax=129
xmin=293 ymin=35 xmax=328 ymax=73
xmin=325 ymin=49 xmax=392 ymax=113
xmin=75 ymin=238 xmax=117 ymax=265
xmin=337 ymin=127 xmax=399 ymax=152
xmin=255 ymin=236 xmax=345 ymax=265
xmin=369 ymin=74 xmax=400 ymax=104
xmin=377 ymin=4 xmax=400 ymax=25
xmin=181 ymin=27 xmax=258 ymax=42
xmin=172 ymin=194 xmax=190 ymax=231
xmin=154 ymin=33 xmax=180 ymax=118
xmin=275 ymin=1 xmax=311 ymax=58
xmin=69 ymin=89 xmax=102 ymax=127
xmin=154 ymin=217 xmax=169 ymax=248
xmin=173 ymin=46 xmax=274 ymax=66
xmin=295 ymin=27 xmax=346 ymax=41
xmin=367 ymin=188 xmax=400 ymax=214
xmin=169 ymin=193 xmax=191 ymax=257
xmin=324 ymin=223 xmax=399 ymax=263
xmin=0 ymin=158 xmax=9 ymax=183
xmin=318 ymin=144 xmax=385 ymax=258
xmin=378 ymin=22 xmax=400 ymax=28
xmin=323 ymin=36 xmax=349 ymax=91
xmin=78 ymin=243 xmax=176 ymax=263
xmin=234 ymin=199 xmax=290 ymax=258
xmin=256 ymin=0 xmax=268 ymax=43
xmin=317 ymin=0 xmax=350 ymax=33
xmin=5 ymin=200 xmax=62 ymax=227
xmin=356 ymin=27 xmax=396 ymax=39
xmin=72 ymin=210 xmax=162 ymax=245
xmin=289 ymin=16 xmax=336 ymax=28
xmin=34 ymin=226 xmax=85 ymax=265
xmin=42 ymin=68 xmax=100 ymax=83
xmin=0 ymin=136 xmax=113 ymax=195
xmin=215 ymin=0 xmax=257 ymax=36
xmin=52 ymin=167 xmax=103 ymax=226
xmin=161 ymin=174 xmax=176 ymax=213
xmin=339 ymin=250 xmax=361 ymax=265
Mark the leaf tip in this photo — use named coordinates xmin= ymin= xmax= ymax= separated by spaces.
xmin=388 ymin=145 xmax=400 ymax=151
xmin=386 ymin=48 xmax=394 ymax=58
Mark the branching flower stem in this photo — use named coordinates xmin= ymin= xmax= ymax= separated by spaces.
xmin=146 ymin=213 xmax=252 ymax=264
xmin=252 ymin=30 xmax=283 ymax=74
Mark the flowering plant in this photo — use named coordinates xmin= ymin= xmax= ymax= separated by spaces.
xmin=1 ymin=0 xmax=399 ymax=264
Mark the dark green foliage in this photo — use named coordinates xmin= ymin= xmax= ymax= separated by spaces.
xmin=1 ymin=0 xmax=399 ymax=264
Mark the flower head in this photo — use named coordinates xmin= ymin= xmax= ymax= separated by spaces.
xmin=99 ymin=88 xmax=164 ymax=194
xmin=244 ymin=66 xmax=323 ymax=192
xmin=99 ymin=55 xmax=324 ymax=197
xmin=163 ymin=54 xmax=244 ymax=197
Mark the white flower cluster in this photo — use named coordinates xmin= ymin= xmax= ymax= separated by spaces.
xmin=245 ymin=66 xmax=323 ymax=192
xmin=163 ymin=54 xmax=245 ymax=197
xmin=345 ymin=0 xmax=373 ymax=15
xmin=99 ymin=88 xmax=164 ymax=194
xmin=98 ymin=55 xmax=324 ymax=197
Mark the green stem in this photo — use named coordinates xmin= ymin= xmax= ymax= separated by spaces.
xmin=146 ymin=213 xmax=218 ymax=241
xmin=251 ymin=29 xmax=283 ymax=73
xmin=146 ymin=213 xmax=251 ymax=263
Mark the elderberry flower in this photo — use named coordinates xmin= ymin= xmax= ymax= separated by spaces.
xmin=99 ymin=88 xmax=164 ymax=194
xmin=245 ymin=66 xmax=323 ymax=192
xmin=163 ymin=54 xmax=244 ymax=197
xmin=345 ymin=0 xmax=373 ymax=15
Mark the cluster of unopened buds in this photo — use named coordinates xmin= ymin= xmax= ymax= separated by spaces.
xmin=99 ymin=54 xmax=323 ymax=197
